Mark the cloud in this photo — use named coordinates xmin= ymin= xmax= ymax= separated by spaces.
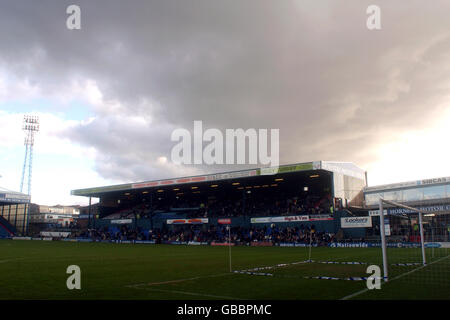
xmin=0 ymin=0 xmax=450 ymax=198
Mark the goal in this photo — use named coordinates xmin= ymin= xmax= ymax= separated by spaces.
xmin=377 ymin=198 xmax=450 ymax=288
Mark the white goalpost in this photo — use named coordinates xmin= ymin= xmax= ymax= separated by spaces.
xmin=378 ymin=198 xmax=428 ymax=282
xmin=228 ymin=225 xmax=232 ymax=273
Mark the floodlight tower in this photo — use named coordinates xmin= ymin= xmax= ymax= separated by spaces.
xmin=20 ymin=115 xmax=40 ymax=197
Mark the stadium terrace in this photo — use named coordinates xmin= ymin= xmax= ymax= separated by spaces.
xmin=63 ymin=161 xmax=367 ymax=243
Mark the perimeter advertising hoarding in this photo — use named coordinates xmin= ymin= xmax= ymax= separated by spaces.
xmin=309 ymin=214 xmax=334 ymax=221
xmin=217 ymin=218 xmax=231 ymax=224
xmin=251 ymin=215 xmax=310 ymax=224
xmin=111 ymin=219 xmax=133 ymax=224
xmin=167 ymin=218 xmax=209 ymax=225
xmin=40 ymin=231 xmax=71 ymax=238
xmin=341 ymin=217 xmax=372 ymax=228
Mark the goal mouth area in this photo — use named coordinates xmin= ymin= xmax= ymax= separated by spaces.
xmin=232 ymin=259 xmax=374 ymax=280
xmin=231 ymin=254 xmax=438 ymax=281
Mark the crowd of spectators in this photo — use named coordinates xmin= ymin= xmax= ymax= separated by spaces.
xmin=74 ymin=224 xmax=336 ymax=246
xmin=104 ymin=192 xmax=334 ymax=220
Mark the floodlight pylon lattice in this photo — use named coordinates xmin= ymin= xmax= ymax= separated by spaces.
xmin=20 ymin=115 xmax=39 ymax=197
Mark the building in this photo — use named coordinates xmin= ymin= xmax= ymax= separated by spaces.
xmin=0 ymin=186 xmax=31 ymax=236
xmin=364 ymin=176 xmax=450 ymax=212
xmin=364 ymin=176 xmax=450 ymax=242
xmin=71 ymin=161 xmax=367 ymax=233
xmin=29 ymin=205 xmax=80 ymax=228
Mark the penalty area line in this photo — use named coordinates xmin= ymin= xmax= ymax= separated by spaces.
xmin=340 ymin=254 xmax=450 ymax=300
xmin=0 ymin=257 xmax=26 ymax=264
xmin=126 ymin=272 xmax=234 ymax=288
xmin=131 ymin=286 xmax=244 ymax=300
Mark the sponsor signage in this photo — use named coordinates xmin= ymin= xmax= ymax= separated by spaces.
xmin=250 ymin=215 xmax=333 ymax=224
xmin=251 ymin=215 xmax=310 ymax=224
xmin=206 ymin=170 xmax=258 ymax=182
xmin=72 ymin=161 xmax=318 ymax=195
xmin=309 ymin=215 xmax=333 ymax=221
xmin=166 ymin=218 xmax=208 ymax=225
xmin=329 ymin=242 xmax=428 ymax=248
xmin=272 ymin=215 xmax=310 ymax=223
xmin=384 ymin=218 xmax=391 ymax=236
xmin=424 ymin=242 xmax=450 ymax=248
xmin=369 ymin=209 xmax=388 ymax=216
xmin=251 ymin=217 xmax=271 ymax=224
xmin=260 ymin=162 xmax=314 ymax=175
xmin=279 ymin=243 xmax=311 ymax=247
xmin=218 ymin=218 xmax=231 ymax=225
xmin=365 ymin=176 xmax=450 ymax=193
xmin=370 ymin=205 xmax=450 ymax=216
xmin=132 ymin=170 xmax=258 ymax=190
xmin=417 ymin=177 xmax=450 ymax=185
xmin=40 ymin=231 xmax=71 ymax=238
xmin=0 ymin=193 xmax=30 ymax=203
xmin=111 ymin=219 xmax=133 ymax=224
xmin=12 ymin=237 xmax=32 ymax=240
xmin=329 ymin=242 xmax=370 ymax=248
xmin=341 ymin=217 xmax=372 ymax=228
xmin=275 ymin=163 xmax=313 ymax=174
xmin=389 ymin=204 xmax=450 ymax=215
xmin=187 ymin=241 xmax=209 ymax=245
xmin=251 ymin=241 xmax=273 ymax=247
xmin=211 ymin=242 xmax=235 ymax=246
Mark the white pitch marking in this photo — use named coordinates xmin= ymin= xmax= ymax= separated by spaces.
xmin=133 ymin=286 xmax=243 ymax=300
xmin=0 ymin=257 xmax=25 ymax=264
xmin=126 ymin=272 xmax=233 ymax=288
xmin=340 ymin=254 xmax=450 ymax=300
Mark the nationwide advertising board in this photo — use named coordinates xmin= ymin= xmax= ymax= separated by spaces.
xmin=341 ymin=216 xmax=372 ymax=228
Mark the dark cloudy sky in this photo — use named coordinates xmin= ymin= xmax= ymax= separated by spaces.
xmin=0 ymin=0 xmax=449 ymax=205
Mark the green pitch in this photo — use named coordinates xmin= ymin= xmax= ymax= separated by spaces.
xmin=0 ymin=240 xmax=448 ymax=300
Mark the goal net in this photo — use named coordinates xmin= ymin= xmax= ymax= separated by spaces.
xmin=377 ymin=198 xmax=450 ymax=289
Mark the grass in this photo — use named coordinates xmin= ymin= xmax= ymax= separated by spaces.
xmin=0 ymin=239 xmax=448 ymax=300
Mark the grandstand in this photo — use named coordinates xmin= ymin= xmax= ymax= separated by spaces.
xmin=70 ymin=161 xmax=366 ymax=242
xmin=364 ymin=177 xmax=450 ymax=243
xmin=0 ymin=186 xmax=30 ymax=236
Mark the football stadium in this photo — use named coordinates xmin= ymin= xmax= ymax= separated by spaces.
xmin=1 ymin=3 xmax=450 ymax=310
xmin=1 ymin=161 xmax=449 ymax=300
